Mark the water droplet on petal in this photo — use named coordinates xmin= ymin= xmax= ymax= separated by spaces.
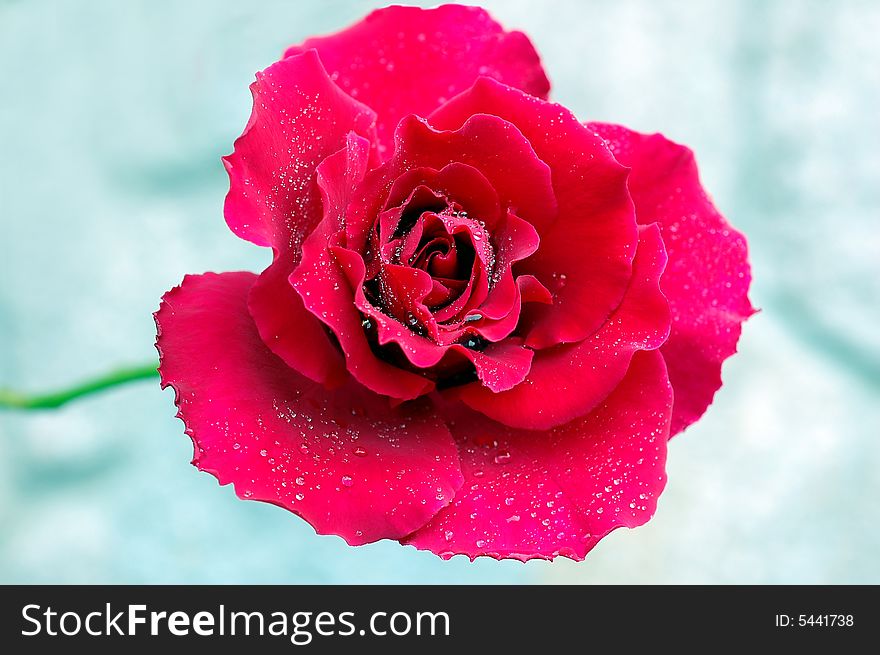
xmin=494 ymin=450 xmax=511 ymax=465
xmin=341 ymin=475 xmax=353 ymax=487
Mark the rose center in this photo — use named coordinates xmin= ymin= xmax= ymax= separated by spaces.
xmin=403 ymin=208 xmax=483 ymax=293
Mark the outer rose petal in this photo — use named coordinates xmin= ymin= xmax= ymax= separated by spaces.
xmin=247 ymin=259 xmax=347 ymax=387
xmin=223 ymin=49 xmax=377 ymax=251
xmin=285 ymin=5 xmax=550 ymax=156
xmin=430 ymin=78 xmax=638 ymax=348
xmin=249 ymin=133 xmax=371 ymax=387
xmin=155 ymin=272 xmax=463 ymax=545
xmin=402 ymin=350 xmax=673 ymax=561
xmin=589 ymin=123 xmax=756 ymax=435
xmin=456 ymin=225 xmax=670 ymax=430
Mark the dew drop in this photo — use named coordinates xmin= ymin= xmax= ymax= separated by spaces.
xmin=494 ymin=450 xmax=511 ymax=465
xmin=353 ymin=446 xmax=368 ymax=457
xmin=295 ymin=476 xmax=305 ymax=486
xmin=341 ymin=475 xmax=354 ymax=487
xmin=474 ymin=435 xmax=497 ymax=448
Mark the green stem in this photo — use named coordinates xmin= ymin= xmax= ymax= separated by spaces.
xmin=0 ymin=362 xmax=159 ymax=410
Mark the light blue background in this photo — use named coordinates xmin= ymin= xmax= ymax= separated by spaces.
xmin=1 ymin=0 xmax=878 ymax=583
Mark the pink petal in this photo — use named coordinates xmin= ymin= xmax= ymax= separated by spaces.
xmin=155 ymin=272 xmax=463 ymax=546
xmin=455 ymin=225 xmax=670 ymax=430
xmin=430 ymin=77 xmax=638 ymax=348
xmin=390 ymin=163 xmax=504 ymax=230
xmin=465 ymin=339 xmax=535 ymax=392
xmin=285 ymin=5 xmax=550 ymax=156
xmin=589 ymin=123 xmax=756 ymax=435
xmin=389 ymin=114 xmax=557 ymax=234
xmin=248 ymin=132 xmax=370 ymax=387
xmin=464 ymin=211 xmax=542 ymax=342
xmin=247 ymin=257 xmax=347 ymax=387
xmin=402 ymin=350 xmax=673 ymax=561
xmin=223 ymin=50 xmax=377 ymax=250
xmin=517 ymin=274 xmax=553 ymax=306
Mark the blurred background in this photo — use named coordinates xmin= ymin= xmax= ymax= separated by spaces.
xmin=1 ymin=0 xmax=878 ymax=584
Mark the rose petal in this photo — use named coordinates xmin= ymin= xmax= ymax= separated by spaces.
xmin=462 ymin=211 xmax=541 ymax=342
xmin=430 ymin=77 xmax=638 ymax=348
xmin=456 ymin=225 xmax=670 ymax=430
xmin=465 ymin=339 xmax=535 ymax=393
xmin=373 ymin=262 xmax=437 ymax=335
xmin=334 ymin=247 xmax=533 ymax=393
xmin=390 ymin=114 xmax=557 ymax=234
xmin=155 ymin=272 xmax=463 ymax=545
xmin=292 ymin=169 xmax=436 ymax=399
xmin=247 ymin=132 xmax=371 ymax=387
xmin=402 ymin=350 xmax=673 ymax=561
xmin=284 ymin=5 xmax=550 ymax=156
xmin=384 ymin=164 xmax=502 ymax=232
xmin=247 ymin=257 xmax=347 ymax=387
xmin=589 ymin=123 xmax=756 ymax=435
xmin=426 ymin=212 xmax=493 ymax=323
xmin=517 ymin=274 xmax=553 ymax=306
xmin=223 ymin=49 xmax=377 ymax=251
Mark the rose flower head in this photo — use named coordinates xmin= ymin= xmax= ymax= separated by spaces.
xmin=156 ymin=4 xmax=754 ymax=560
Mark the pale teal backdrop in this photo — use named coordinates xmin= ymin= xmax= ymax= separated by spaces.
xmin=1 ymin=0 xmax=878 ymax=583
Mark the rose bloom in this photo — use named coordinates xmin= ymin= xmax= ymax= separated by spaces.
xmin=156 ymin=5 xmax=754 ymax=560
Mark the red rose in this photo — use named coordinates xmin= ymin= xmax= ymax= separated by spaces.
xmin=156 ymin=5 xmax=754 ymax=560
